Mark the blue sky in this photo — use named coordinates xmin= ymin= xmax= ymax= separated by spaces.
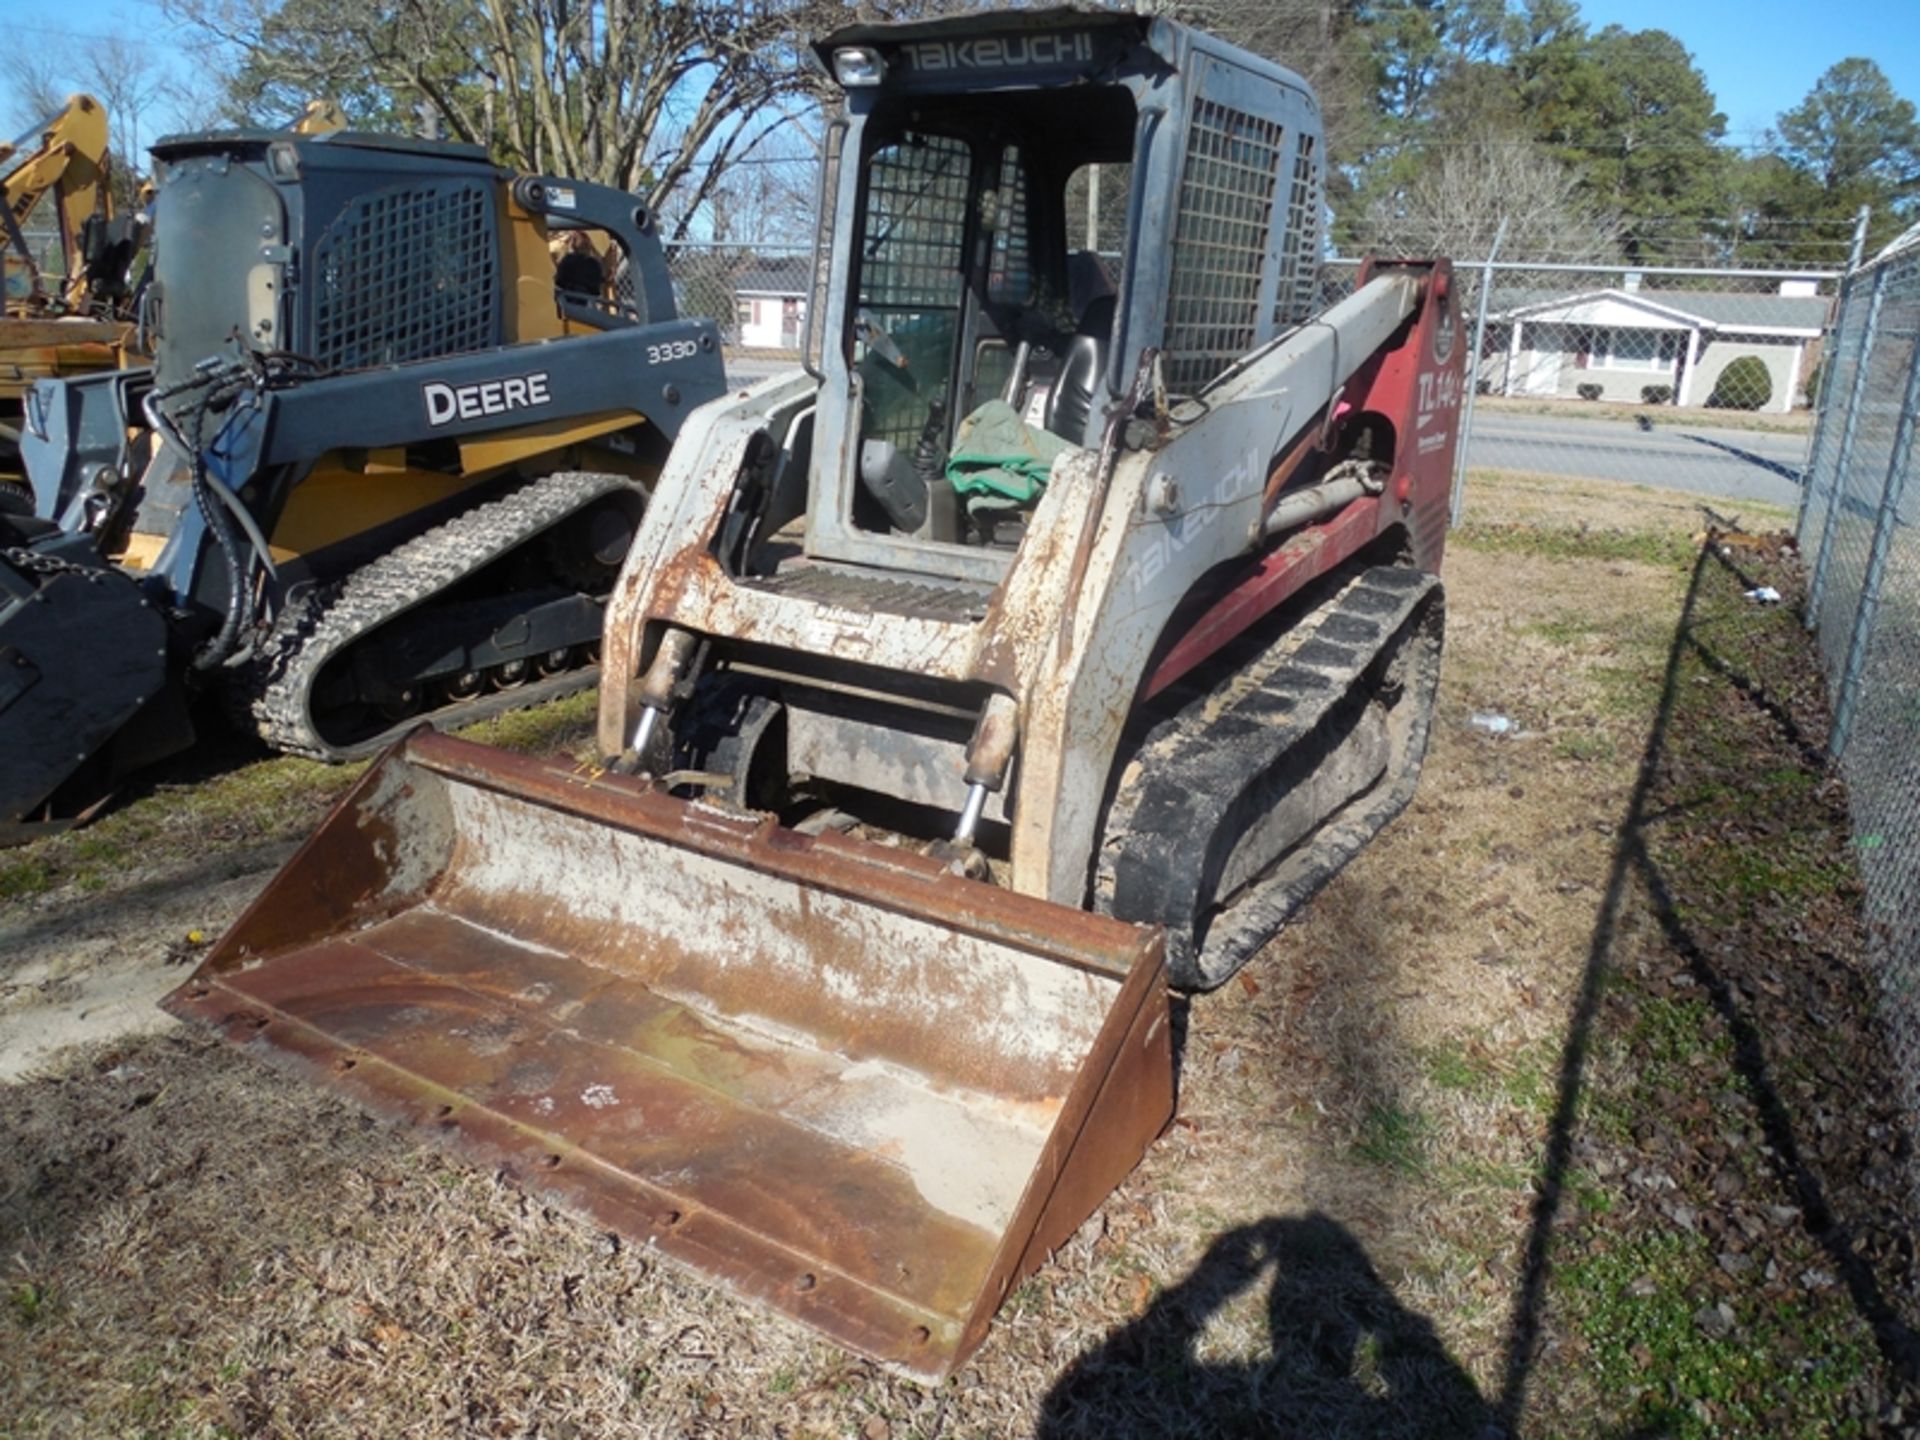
xmin=9 ymin=0 xmax=1920 ymax=145
xmin=1582 ymin=0 xmax=1920 ymax=137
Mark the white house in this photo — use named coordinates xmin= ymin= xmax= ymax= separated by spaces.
xmin=1476 ymin=280 xmax=1832 ymax=414
xmin=732 ymin=255 xmax=810 ymax=350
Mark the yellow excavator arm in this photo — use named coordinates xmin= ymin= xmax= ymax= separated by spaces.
xmin=1 ymin=94 xmax=113 ymax=313
xmin=290 ymin=99 xmax=346 ymax=135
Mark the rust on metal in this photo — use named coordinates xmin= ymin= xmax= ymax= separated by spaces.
xmin=165 ymin=730 xmax=1171 ymax=1379
xmin=1054 ymin=347 xmax=1159 ymax=663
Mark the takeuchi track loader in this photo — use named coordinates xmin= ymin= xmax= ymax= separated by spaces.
xmin=169 ymin=9 xmax=1464 ymax=1379
xmin=1 ymin=125 xmax=725 ymax=834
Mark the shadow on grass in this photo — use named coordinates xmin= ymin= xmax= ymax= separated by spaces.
xmin=0 ymin=837 xmax=294 ymax=954
xmin=1492 ymin=541 xmax=1920 ymax=1434
xmin=1680 ymin=432 xmax=1805 ymax=487
xmin=4 ymin=708 xmax=272 ymax=848
xmin=1037 ymin=1213 xmax=1492 ymax=1439
xmin=14 ymin=678 xmax=603 ymax=846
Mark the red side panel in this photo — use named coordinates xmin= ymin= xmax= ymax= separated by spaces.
xmin=1143 ymin=259 xmax=1463 ymax=699
xmin=1346 ymin=256 xmax=1462 ymax=575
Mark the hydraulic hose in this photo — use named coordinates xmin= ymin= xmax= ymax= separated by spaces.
xmin=187 ymin=438 xmax=250 ymax=670
xmin=147 ymin=349 xmax=320 ymax=670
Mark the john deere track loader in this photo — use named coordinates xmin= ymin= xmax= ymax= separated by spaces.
xmin=170 ymin=10 xmax=1463 ymax=1377
xmin=1 ymin=125 xmax=725 ymax=833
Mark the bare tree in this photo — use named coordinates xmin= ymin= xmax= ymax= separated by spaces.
xmin=1360 ymin=131 xmax=1621 ymax=262
xmin=687 ymin=96 xmax=827 ymax=244
xmin=164 ymin=0 xmax=868 ymax=235
xmin=156 ymin=64 xmax=236 ymax=135
xmin=82 ymin=36 xmax=172 ymax=175
xmin=1178 ymin=0 xmax=1376 ymax=199
xmin=2 ymin=51 xmax=68 ymax=128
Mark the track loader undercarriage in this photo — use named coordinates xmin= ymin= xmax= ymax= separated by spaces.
xmin=241 ymin=470 xmax=641 ymax=760
xmin=1100 ymin=562 xmax=1444 ymax=988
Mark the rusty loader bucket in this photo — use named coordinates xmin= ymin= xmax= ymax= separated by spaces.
xmin=164 ymin=731 xmax=1171 ymax=1378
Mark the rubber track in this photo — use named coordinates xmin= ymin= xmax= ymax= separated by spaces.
xmin=243 ymin=471 xmax=637 ymax=762
xmin=1097 ymin=564 xmax=1443 ymax=990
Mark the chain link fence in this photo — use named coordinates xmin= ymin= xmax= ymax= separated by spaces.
xmin=2 ymin=221 xmax=68 ymax=306
xmin=1179 ymin=249 xmax=1839 ymax=523
xmin=651 ymin=242 xmax=813 ymax=385
xmin=662 ymin=239 xmax=1840 ymax=513
xmin=1322 ymin=257 xmax=1842 ymax=519
xmin=1797 ymin=228 xmax=1920 ymax=1092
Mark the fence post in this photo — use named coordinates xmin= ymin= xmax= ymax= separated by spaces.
xmin=1806 ymin=265 xmax=1889 ymax=631
xmin=1800 ymin=272 xmax=1858 ymax=537
xmin=1449 ymin=219 xmax=1506 ymax=528
xmin=1830 ymin=322 xmax=1920 ymax=759
xmin=1799 ymin=209 xmax=1874 ymax=545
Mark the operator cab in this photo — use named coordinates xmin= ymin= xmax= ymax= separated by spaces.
xmin=788 ymin=10 xmax=1325 ymax=588
xmin=844 ymin=84 xmax=1135 ymax=548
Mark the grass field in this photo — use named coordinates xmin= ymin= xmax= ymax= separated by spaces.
xmin=3 ymin=471 xmax=1914 ymax=1438
xmin=1472 ymin=395 xmax=1815 ymax=434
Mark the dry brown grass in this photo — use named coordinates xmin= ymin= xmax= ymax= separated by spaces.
xmin=0 ymin=471 xmax=1883 ymax=1438
xmin=1456 ymin=468 xmax=1791 ymax=536
xmin=3 ymin=1033 xmax=916 ymax=1438
xmin=1473 ymin=394 xmax=1813 ymax=434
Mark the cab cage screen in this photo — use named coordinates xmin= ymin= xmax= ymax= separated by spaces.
xmin=1164 ymin=99 xmax=1285 ymax=395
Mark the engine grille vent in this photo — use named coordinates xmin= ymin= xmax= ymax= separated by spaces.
xmin=1165 ymin=98 xmax=1284 ymax=395
xmin=310 ymin=180 xmax=500 ymax=372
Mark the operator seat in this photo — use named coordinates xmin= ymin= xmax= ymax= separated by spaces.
xmin=1043 ymin=293 xmax=1116 ymax=446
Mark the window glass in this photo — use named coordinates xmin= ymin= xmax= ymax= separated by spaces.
xmin=1598 ymin=327 xmax=1680 ymax=371
xmin=854 ymin=132 xmax=973 ymax=451
xmin=1063 ymin=161 xmax=1130 ymax=296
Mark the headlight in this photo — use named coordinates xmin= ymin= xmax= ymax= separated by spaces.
xmin=832 ymin=46 xmax=885 ymax=87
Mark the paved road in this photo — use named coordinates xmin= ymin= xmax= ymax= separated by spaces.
xmin=724 ymin=356 xmax=803 ymax=388
xmin=721 ymin=367 xmax=1813 ymax=511
xmin=1467 ymin=413 xmax=1809 ymax=508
